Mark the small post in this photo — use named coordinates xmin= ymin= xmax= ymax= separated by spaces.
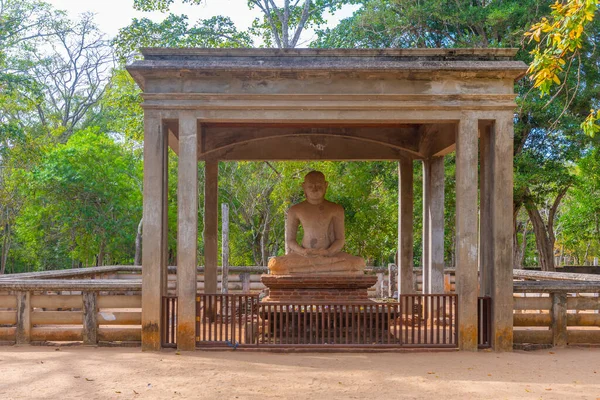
xmin=388 ymin=264 xmax=398 ymax=297
xmin=221 ymin=203 xmax=230 ymax=294
xmin=241 ymin=273 xmax=251 ymax=294
xmin=83 ymin=291 xmax=98 ymax=345
xmin=375 ymin=273 xmax=384 ymax=298
xmin=16 ymin=291 xmax=31 ymax=345
xmin=551 ymin=292 xmax=567 ymax=347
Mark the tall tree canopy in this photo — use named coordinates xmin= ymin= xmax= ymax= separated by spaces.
xmin=2 ymin=0 xmax=600 ymax=274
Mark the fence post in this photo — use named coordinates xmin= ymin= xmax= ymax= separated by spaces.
xmin=16 ymin=291 xmax=31 ymax=345
xmin=551 ymin=292 xmax=567 ymax=347
xmin=83 ymin=291 xmax=98 ymax=345
xmin=241 ymin=273 xmax=250 ymax=294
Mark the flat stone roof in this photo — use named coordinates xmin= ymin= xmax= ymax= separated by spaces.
xmin=127 ymin=48 xmax=528 ymax=90
xmin=141 ymin=47 xmax=519 ymax=58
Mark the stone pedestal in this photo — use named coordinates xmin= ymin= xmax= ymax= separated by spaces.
xmin=261 ymin=274 xmax=377 ymax=302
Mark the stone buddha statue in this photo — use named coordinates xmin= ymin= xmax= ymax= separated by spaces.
xmin=268 ymin=171 xmax=365 ymax=275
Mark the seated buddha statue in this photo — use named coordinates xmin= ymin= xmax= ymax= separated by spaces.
xmin=268 ymin=171 xmax=365 ymax=275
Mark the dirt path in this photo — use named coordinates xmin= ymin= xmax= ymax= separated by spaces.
xmin=1 ymin=346 xmax=599 ymax=399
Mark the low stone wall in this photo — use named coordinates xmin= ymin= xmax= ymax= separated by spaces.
xmin=1 ymin=265 xmax=457 ymax=298
xmin=0 ymin=279 xmax=141 ymax=345
xmin=513 ymin=281 xmax=600 ymax=346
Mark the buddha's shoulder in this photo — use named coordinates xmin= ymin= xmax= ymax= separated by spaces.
xmin=324 ymin=200 xmax=344 ymax=212
xmin=288 ymin=202 xmax=307 ymax=214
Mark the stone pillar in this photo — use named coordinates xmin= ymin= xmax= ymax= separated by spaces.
xmin=551 ymin=292 xmax=567 ymax=347
xmin=421 ymin=160 xmax=430 ymax=294
xmin=456 ymin=116 xmax=479 ymax=351
xmin=398 ymin=157 xmax=415 ymax=296
xmin=430 ymin=156 xmax=445 ymax=294
xmin=422 ymin=157 xmax=445 ymax=294
xmin=204 ymin=160 xmax=218 ymax=295
xmin=490 ymin=114 xmax=515 ymax=351
xmin=82 ymin=291 xmax=98 ymax=345
xmin=16 ymin=291 xmax=30 ymax=345
xmin=177 ymin=112 xmax=198 ymax=351
xmin=141 ymin=112 xmax=168 ymax=351
xmin=479 ymin=126 xmax=493 ymax=297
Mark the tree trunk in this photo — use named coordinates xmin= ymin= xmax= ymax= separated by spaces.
xmin=526 ymin=203 xmax=555 ymax=271
xmin=512 ymin=199 xmax=523 ymax=268
xmin=97 ymin=239 xmax=105 ymax=267
xmin=134 ymin=217 xmax=143 ymax=265
xmin=520 ymin=223 xmax=528 ymax=267
xmin=261 ymin=206 xmax=271 ymax=266
xmin=1 ymin=222 xmax=11 ymax=275
xmin=584 ymin=242 xmax=591 ymax=265
xmin=513 ymin=222 xmax=523 ymax=269
xmin=523 ymin=187 xmax=568 ymax=272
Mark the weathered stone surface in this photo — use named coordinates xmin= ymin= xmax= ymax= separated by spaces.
xmin=268 ymin=253 xmax=364 ymax=276
xmin=268 ymin=171 xmax=365 ymax=276
xmin=127 ymin=48 xmax=528 ymax=90
xmin=261 ymin=274 xmax=377 ymax=303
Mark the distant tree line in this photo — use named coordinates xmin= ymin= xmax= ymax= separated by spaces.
xmin=1 ymin=0 xmax=599 ymax=274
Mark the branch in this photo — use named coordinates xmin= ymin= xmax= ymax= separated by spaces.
xmin=548 ymin=185 xmax=569 ymax=245
xmin=290 ymin=0 xmax=312 ymax=48
xmin=252 ymin=0 xmax=283 ymax=48
xmin=267 ymin=0 xmax=287 ymax=47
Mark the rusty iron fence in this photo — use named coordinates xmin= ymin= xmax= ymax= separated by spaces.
xmin=162 ymin=296 xmax=177 ymax=348
xmin=195 ymin=294 xmax=259 ymax=348
xmin=477 ymin=296 xmax=492 ymax=349
xmin=195 ymin=294 xmax=457 ymax=349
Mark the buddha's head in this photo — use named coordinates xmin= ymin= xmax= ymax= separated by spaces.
xmin=302 ymin=171 xmax=328 ymax=204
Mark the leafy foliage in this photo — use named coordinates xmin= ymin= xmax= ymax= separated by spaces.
xmin=525 ymin=0 xmax=600 ymax=136
xmin=113 ymin=14 xmax=253 ymax=62
xmin=2 ymin=0 xmax=600 ymax=274
xmin=14 ymin=129 xmax=142 ymax=270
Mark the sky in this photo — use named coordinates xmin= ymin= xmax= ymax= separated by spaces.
xmin=46 ymin=0 xmax=359 ymax=44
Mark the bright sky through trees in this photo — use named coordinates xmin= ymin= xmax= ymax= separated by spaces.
xmin=46 ymin=0 xmax=358 ymax=42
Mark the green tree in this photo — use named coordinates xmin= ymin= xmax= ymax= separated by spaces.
xmin=113 ymin=14 xmax=252 ymax=63
xmin=115 ymin=0 xmax=357 ymax=58
xmin=314 ymin=0 xmax=595 ymax=271
xmin=557 ymin=150 xmax=600 ymax=264
xmin=14 ymin=129 xmax=142 ymax=270
xmin=525 ymin=0 xmax=600 ymax=136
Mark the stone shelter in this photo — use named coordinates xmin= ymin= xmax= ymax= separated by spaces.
xmin=126 ymin=48 xmax=527 ymax=352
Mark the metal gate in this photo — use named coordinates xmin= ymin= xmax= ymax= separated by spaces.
xmin=194 ymin=294 xmax=458 ymax=349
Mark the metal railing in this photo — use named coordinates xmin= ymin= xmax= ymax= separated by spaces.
xmin=195 ymin=294 xmax=457 ymax=349
xmin=195 ymin=294 xmax=259 ymax=348
xmin=477 ymin=296 xmax=492 ymax=349
xmin=162 ymin=296 xmax=177 ymax=348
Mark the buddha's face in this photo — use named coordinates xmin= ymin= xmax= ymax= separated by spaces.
xmin=302 ymin=173 xmax=328 ymax=204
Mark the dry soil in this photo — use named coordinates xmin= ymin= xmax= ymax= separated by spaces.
xmin=1 ymin=346 xmax=599 ymax=399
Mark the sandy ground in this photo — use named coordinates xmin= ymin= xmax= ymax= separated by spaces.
xmin=0 ymin=346 xmax=599 ymax=400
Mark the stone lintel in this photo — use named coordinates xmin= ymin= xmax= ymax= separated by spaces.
xmin=127 ymin=48 xmax=527 ymax=91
